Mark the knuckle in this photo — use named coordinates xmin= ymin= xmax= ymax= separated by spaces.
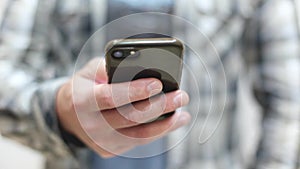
xmin=130 ymin=82 xmax=148 ymax=99
xmin=101 ymin=95 xmax=114 ymax=108
xmin=166 ymin=102 xmax=176 ymax=113
xmin=150 ymin=99 xmax=165 ymax=116
xmin=122 ymin=118 xmax=138 ymax=127
xmin=122 ymin=113 xmax=139 ymax=127
xmin=116 ymin=109 xmax=138 ymax=127
xmin=127 ymin=105 xmax=151 ymax=123
xmin=97 ymin=86 xmax=114 ymax=108
xmin=133 ymin=126 xmax=149 ymax=138
xmin=127 ymin=110 xmax=142 ymax=123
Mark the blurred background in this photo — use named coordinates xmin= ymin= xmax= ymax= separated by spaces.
xmin=0 ymin=0 xmax=299 ymax=169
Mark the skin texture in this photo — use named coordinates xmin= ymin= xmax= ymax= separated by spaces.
xmin=56 ymin=58 xmax=191 ymax=158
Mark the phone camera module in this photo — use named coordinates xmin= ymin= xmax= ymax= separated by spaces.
xmin=112 ymin=51 xmax=124 ymax=58
xmin=129 ymin=50 xmax=140 ymax=58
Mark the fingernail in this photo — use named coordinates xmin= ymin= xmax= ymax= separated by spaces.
xmin=147 ymin=80 xmax=162 ymax=93
xmin=173 ymin=92 xmax=189 ymax=107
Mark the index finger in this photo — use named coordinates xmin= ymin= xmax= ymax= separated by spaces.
xmin=94 ymin=78 xmax=163 ymax=110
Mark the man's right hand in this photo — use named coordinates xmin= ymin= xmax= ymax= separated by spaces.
xmin=56 ymin=58 xmax=191 ymax=158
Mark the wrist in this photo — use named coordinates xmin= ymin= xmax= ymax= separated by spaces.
xmin=56 ymin=81 xmax=75 ymax=135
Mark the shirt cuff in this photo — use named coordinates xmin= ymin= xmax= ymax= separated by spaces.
xmin=37 ymin=77 xmax=86 ymax=148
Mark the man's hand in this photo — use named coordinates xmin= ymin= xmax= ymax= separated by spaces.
xmin=56 ymin=58 xmax=190 ymax=158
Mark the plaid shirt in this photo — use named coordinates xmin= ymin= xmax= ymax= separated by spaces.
xmin=0 ymin=0 xmax=299 ymax=169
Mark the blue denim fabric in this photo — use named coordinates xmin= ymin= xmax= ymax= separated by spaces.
xmin=91 ymin=139 xmax=167 ymax=169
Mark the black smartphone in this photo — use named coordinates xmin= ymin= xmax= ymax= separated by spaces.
xmin=105 ymin=37 xmax=184 ymax=119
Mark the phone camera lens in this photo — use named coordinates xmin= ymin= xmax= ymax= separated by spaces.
xmin=112 ymin=51 xmax=124 ymax=58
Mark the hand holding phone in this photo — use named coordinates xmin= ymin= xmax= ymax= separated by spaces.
xmin=57 ymin=56 xmax=190 ymax=157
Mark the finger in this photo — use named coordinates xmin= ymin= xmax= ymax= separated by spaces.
xmin=117 ymin=111 xmax=191 ymax=140
xmin=101 ymin=90 xmax=189 ymax=129
xmin=78 ymin=57 xmax=108 ymax=83
xmin=94 ymin=78 xmax=163 ymax=110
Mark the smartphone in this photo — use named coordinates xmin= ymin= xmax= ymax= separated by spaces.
xmin=105 ymin=37 xmax=184 ymax=119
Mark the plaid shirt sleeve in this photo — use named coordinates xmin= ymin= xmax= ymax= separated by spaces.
xmin=0 ymin=0 xmax=79 ymax=167
xmin=245 ymin=0 xmax=300 ymax=168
